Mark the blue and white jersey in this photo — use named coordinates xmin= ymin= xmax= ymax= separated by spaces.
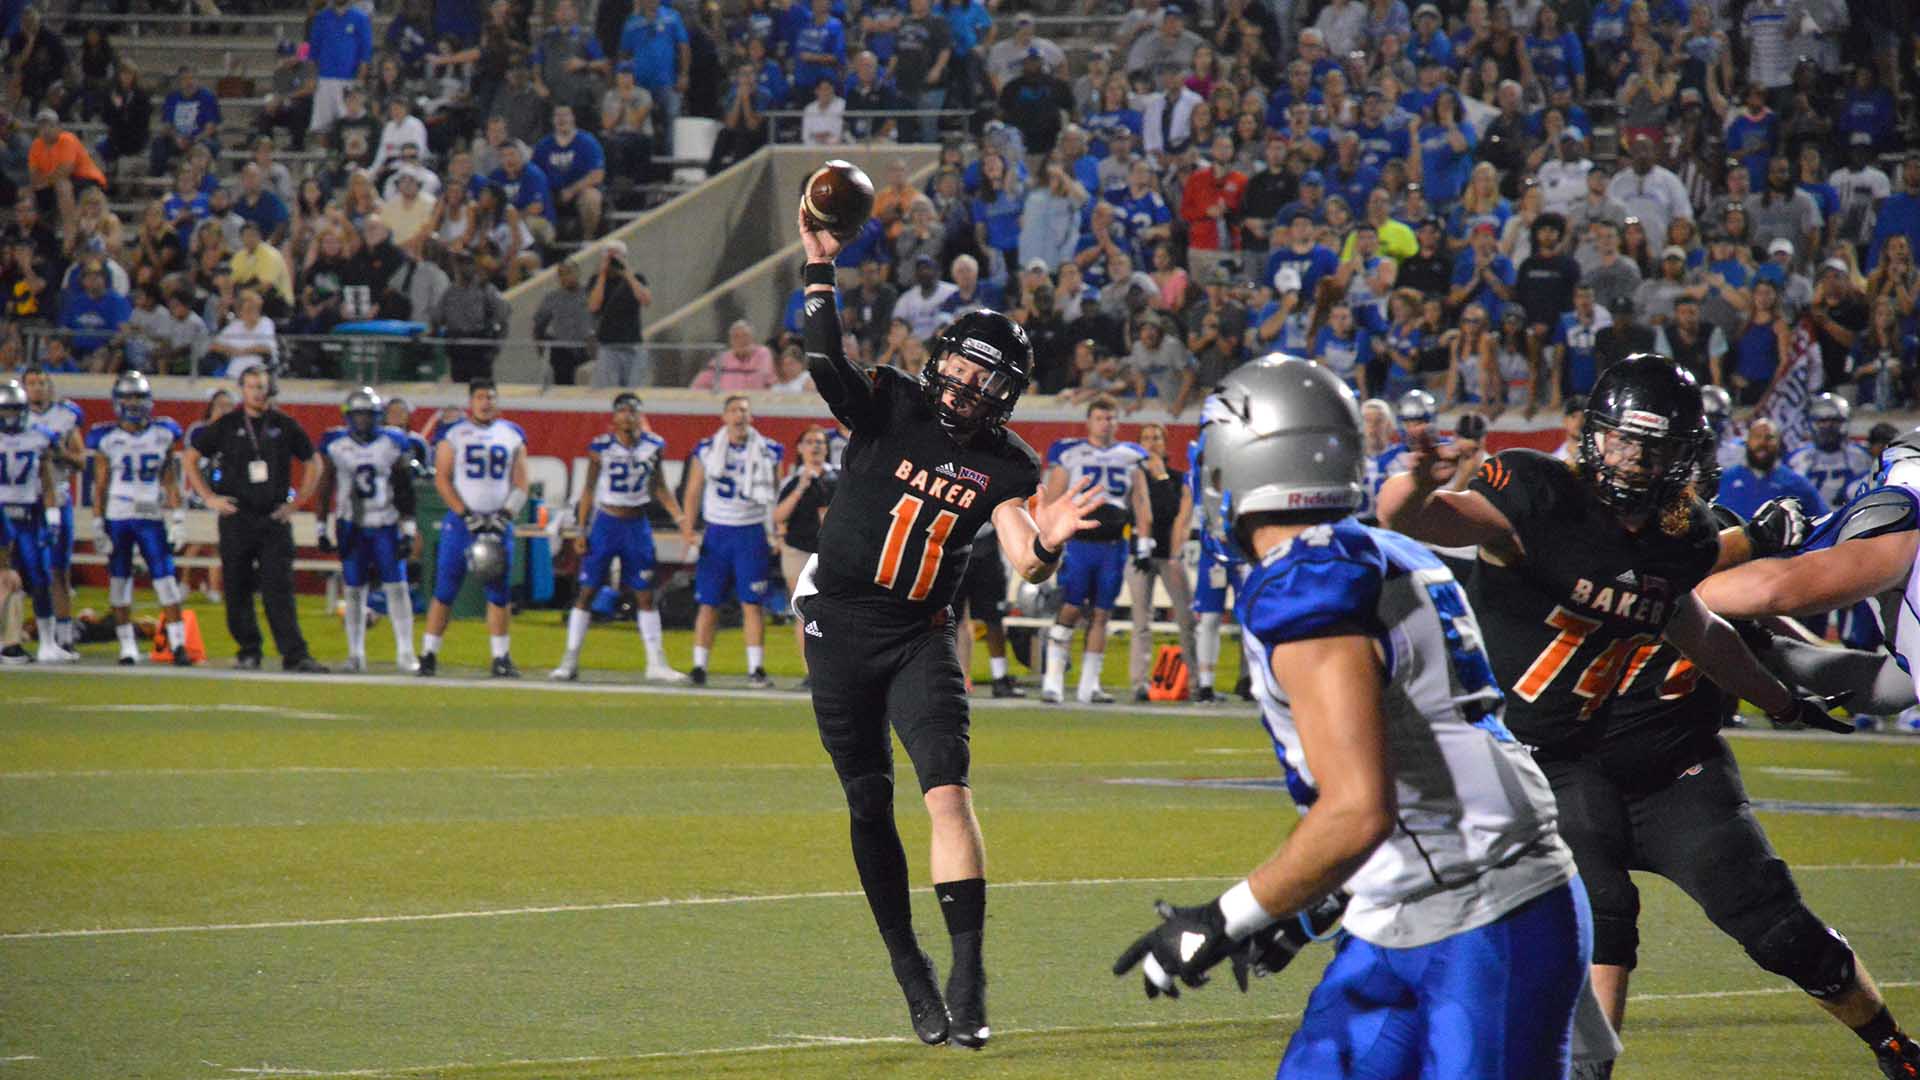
xmin=693 ymin=432 xmax=783 ymax=526
xmin=441 ymin=417 xmax=527 ymax=516
xmin=29 ymin=400 xmax=83 ymax=505
xmin=591 ymin=431 xmax=667 ymax=510
xmin=1715 ymin=432 xmax=1746 ymax=472
xmin=0 ymin=424 xmax=58 ymax=506
xmin=1786 ymin=442 xmax=1874 ymax=510
xmin=1800 ymin=478 xmax=1920 ymax=699
xmin=86 ymin=419 xmax=182 ymax=521
xmin=1359 ymin=442 xmax=1405 ymax=519
xmin=1309 ymin=325 xmax=1370 ymax=388
xmin=1046 ymin=437 xmax=1149 ymax=514
xmin=320 ymin=426 xmax=411 ymax=527
xmin=1239 ymin=519 xmax=1573 ymax=947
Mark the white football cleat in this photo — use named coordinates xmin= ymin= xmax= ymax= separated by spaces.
xmin=549 ymin=662 xmax=579 ymax=682
xmin=1040 ymin=687 xmax=1063 ymax=704
xmin=37 ymin=641 xmax=78 ymax=664
xmin=342 ymin=655 xmax=367 ymax=673
xmin=645 ymin=663 xmax=690 ymax=684
xmin=395 ymin=653 xmax=420 ymax=674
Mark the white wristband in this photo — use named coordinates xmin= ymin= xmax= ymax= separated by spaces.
xmin=1218 ymin=879 xmax=1278 ymax=939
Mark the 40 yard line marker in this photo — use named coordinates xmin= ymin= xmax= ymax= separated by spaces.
xmin=7 ymin=864 xmax=1916 ymax=941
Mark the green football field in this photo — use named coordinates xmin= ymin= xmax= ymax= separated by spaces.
xmin=3 ymin=593 xmax=1918 ymax=1079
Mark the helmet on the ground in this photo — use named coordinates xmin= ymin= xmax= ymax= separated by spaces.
xmin=466 ymin=531 xmax=508 ymax=585
xmin=113 ymin=371 xmax=153 ymax=425
xmin=1809 ymin=392 xmax=1850 ymax=452
xmin=344 ymin=386 xmax=382 ymax=442
xmin=1196 ymin=354 xmax=1364 ymax=558
xmin=922 ymin=309 xmax=1033 ymax=436
xmin=1579 ymin=353 xmax=1704 ymax=517
xmin=1395 ymin=388 xmax=1436 ymax=428
xmin=1700 ymin=384 xmax=1732 ymax=438
xmin=0 ymin=379 xmax=24 ymax=433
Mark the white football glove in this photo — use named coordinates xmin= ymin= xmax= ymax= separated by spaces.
xmin=166 ymin=509 xmax=186 ymax=552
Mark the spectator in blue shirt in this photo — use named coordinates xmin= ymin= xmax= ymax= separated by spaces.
xmin=1264 ymin=209 xmax=1339 ymax=299
xmin=939 ymin=0 xmax=993 ymax=107
xmin=1406 ymin=4 xmax=1452 ymax=69
xmin=790 ymin=0 xmax=847 ymax=105
xmin=149 ymin=67 xmax=221 ymax=178
xmin=1716 ymin=417 xmax=1828 ymax=520
xmin=386 ymin=0 xmax=435 ymax=76
xmin=1869 ymin=157 xmax=1920 ymax=271
xmin=233 ymin=163 xmax=289 ymax=245
xmin=489 ymin=142 xmax=554 ymax=248
xmin=1525 ymin=6 xmax=1585 ymax=96
xmin=60 ymin=260 xmax=132 ymax=366
xmin=161 ymin=168 xmax=210 ymax=250
xmin=1838 ymin=67 xmax=1897 ymax=153
xmin=622 ymin=0 xmax=691 ymax=149
xmin=1416 ymin=90 xmax=1475 ymax=204
xmin=1448 ymin=222 xmax=1515 ymax=319
xmin=532 ymin=104 xmax=607 ymax=239
xmin=1310 ymin=302 xmax=1372 ymax=394
xmin=308 ymin=0 xmax=374 ymax=136
xmin=1349 ymin=90 xmax=1409 ymax=173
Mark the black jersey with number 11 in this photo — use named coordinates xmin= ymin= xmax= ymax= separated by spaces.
xmin=805 ymin=297 xmax=1041 ymax=615
xmin=1465 ymin=449 xmax=1720 ymax=753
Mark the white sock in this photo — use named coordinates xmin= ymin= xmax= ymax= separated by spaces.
xmin=637 ymin=609 xmax=666 ymax=665
xmin=1044 ymin=624 xmax=1072 ymax=695
xmin=1197 ymin=613 xmax=1222 ymax=687
xmin=1078 ymin=650 xmax=1105 ymax=697
xmin=693 ymin=645 xmax=711 ymax=669
xmin=989 ymin=655 xmax=1008 ymax=680
xmin=490 ymin=634 xmax=510 ymax=660
xmin=565 ymin=607 xmax=591 ymax=656
xmin=746 ymin=645 xmax=765 ymax=672
xmin=165 ymin=620 xmax=185 ymax=651
xmin=383 ymin=583 xmax=415 ymax=658
xmin=422 ymin=632 xmax=443 ymax=656
xmin=344 ymin=586 xmax=368 ymax=660
xmin=57 ymin=618 xmax=74 ymax=647
xmin=116 ymin=622 xmax=136 ymax=655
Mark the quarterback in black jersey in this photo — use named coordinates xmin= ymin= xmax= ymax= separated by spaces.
xmin=1379 ymin=354 xmax=1920 ymax=1080
xmin=795 ymin=208 xmax=1102 ymax=1051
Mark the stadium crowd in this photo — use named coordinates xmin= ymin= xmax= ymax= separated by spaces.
xmin=0 ymin=0 xmax=1910 ymax=405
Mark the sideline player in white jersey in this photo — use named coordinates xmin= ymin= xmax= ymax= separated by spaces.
xmin=420 ymin=378 xmax=529 ymax=678
xmin=23 ymin=366 xmax=84 ymax=652
xmin=0 ymin=379 xmax=66 ymax=663
xmin=1112 ymin=358 xmax=1589 ymax=1078
xmin=1039 ymin=396 xmax=1151 ymax=703
xmin=552 ymin=392 xmax=692 ymax=683
xmin=317 ymin=387 xmax=420 ymax=673
xmin=85 ymin=374 xmax=192 ymax=665
xmin=683 ymin=394 xmax=783 ymax=687
xmin=1786 ymin=393 xmax=1875 ymax=508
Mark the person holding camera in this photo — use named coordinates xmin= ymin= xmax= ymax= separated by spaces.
xmin=589 ymin=240 xmax=652 ymax=388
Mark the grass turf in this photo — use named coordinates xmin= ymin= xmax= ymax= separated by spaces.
xmin=1 ymin=596 xmax=1916 ymax=1079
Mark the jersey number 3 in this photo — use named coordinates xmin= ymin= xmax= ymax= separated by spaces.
xmin=876 ymin=493 xmax=958 ymax=601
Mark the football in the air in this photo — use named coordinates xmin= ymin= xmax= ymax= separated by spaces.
xmin=801 ymin=160 xmax=876 ymax=241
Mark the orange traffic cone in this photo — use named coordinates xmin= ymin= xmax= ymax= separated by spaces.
xmin=1147 ymin=644 xmax=1190 ymax=702
xmin=150 ymin=610 xmax=208 ymax=665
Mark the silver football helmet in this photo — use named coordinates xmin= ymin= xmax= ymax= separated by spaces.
xmin=466 ymin=531 xmax=508 ymax=586
xmin=0 ymin=379 xmax=27 ymax=433
xmin=1196 ymin=354 xmax=1364 ymax=558
xmin=1700 ymin=384 xmax=1732 ymax=438
xmin=1876 ymin=428 xmax=1920 ymax=489
xmin=1395 ymin=388 xmax=1436 ymax=427
xmin=344 ymin=386 xmax=382 ymax=442
xmin=1809 ymin=392 xmax=1850 ymax=452
xmin=113 ymin=371 xmax=153 ymax=425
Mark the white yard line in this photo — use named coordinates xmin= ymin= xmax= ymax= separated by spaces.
xmin=199 ymin=981 xmax=1920 ymax=1077
xmin=8 ymin=863 xmax=1915 ymax=942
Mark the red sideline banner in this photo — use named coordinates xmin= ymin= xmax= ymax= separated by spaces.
xmin=66 ymin=387 xmax=1569 ymax=508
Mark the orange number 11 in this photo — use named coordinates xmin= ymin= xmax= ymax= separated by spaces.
xmin=876 ymin=494 xmax=960 ymax=601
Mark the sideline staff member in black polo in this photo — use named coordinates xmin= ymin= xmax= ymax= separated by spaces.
xmin=183 ymin=367 xmax=327 ymax=672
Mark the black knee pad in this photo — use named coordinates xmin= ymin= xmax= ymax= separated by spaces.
xmin=1590 ymin=911 xmax=1641 ymax=971
xmin=1742 ymin=906 xmax=1857 ymax=999
xmin=841 ymin=772 xmax=896 ymax=825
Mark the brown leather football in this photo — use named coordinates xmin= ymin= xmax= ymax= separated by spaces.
xmin=801 ymin=160 xmax=876 ymax=241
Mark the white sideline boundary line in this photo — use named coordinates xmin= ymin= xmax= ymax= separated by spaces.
xmin=0 ymin=759 xmax=1195 ymax=781
xmin=8 ymin=863 xmax=1916 ymax=942
xmin=199 ymin=981 xmax=1920 ymax=1077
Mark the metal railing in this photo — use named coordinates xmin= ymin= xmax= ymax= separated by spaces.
xmin=761 ymin=108 xmax=973 ymax=145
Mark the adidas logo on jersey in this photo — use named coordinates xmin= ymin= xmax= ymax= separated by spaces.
xmin=804 ymin=620 xmax=823 ymax=638
xmin=936 ymin=462 xmax=958 ymax=477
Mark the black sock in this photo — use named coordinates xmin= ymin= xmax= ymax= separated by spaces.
xmin=935 ymin=877 xmax=986 ymax=938
xmin=1855 ymin=1006 xmax=1901 ymax=1048
xmin=848 ymin=807 xmax=917 ymax=963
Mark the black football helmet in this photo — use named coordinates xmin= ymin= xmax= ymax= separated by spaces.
xmin=923 ymin=310 xmax=1033 ymax=437
xmin=1579 ymin=353 xmax=1704 ymax=517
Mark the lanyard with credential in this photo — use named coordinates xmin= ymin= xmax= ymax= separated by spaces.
xmin=241 ymin=411 xmax=271 ymax=487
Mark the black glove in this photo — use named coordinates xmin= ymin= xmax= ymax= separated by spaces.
xmin=397 ymin=528 xmax=415 ymax=561
xmin=1113 ymin=898 xmax=1238 ymax=999
xmin=1745 ymin=497 xmax=1808 ymax=557
xmin=1231 ymin=890 xmax=1349 ymax=987
xmin=315 ymin=520 xmax=334 ymax=554
xmin=1767 ymin=692 xmax=1855 ymax=733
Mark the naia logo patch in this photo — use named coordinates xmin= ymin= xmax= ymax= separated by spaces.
xmin=957 ymin=466 xmax=991 ymax=489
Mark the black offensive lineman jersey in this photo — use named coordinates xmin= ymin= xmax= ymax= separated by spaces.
xmin=805 ymin=302 xmax=1041 ymax=616
xmin=1466 ymin=449 xmax=1721 ymax=753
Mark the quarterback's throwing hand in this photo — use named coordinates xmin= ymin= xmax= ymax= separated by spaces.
xmin=1113 ymin=898 xmax=1239 ymax=1000
xmin=1034 ymin=473 xmax=1103 ymax=551
xmin=797 ymin=205 xmax=843 ymax=264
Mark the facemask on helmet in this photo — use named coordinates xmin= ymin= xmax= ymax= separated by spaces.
xmin=343 ymin=387 xmax=383 ymax=443
xmin=113 ymin=373 xmax=153 ymax=426
xmin=1808 ymin=394 xmax=1848 ymax=452
xmin=921 ymin=312 xmax=1031 ymax=437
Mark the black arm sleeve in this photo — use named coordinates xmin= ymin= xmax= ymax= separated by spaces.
xmin=391 ymin=458 xmax=417 ymax=518
xmin=803 ymin=286 xmax=880 ymax=430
